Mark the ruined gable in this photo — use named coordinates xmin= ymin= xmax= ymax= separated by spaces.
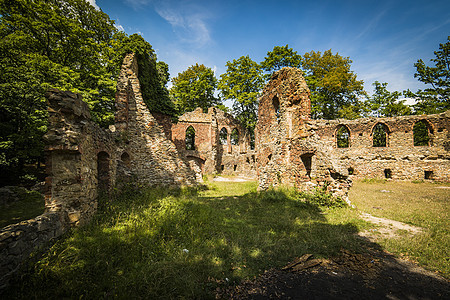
xmin=171 ymin=107 xmax=256 ymax=178
xmin=256 ymin=67 xmax=351 ymax=201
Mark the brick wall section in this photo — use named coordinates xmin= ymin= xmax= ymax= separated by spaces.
xmin=256 ymin=68 xmax=351 ymax=201
xmin=312 ymin=111 xmax=450 ymax=181
xmin=171 ymin=107 xmax=256 ymax=178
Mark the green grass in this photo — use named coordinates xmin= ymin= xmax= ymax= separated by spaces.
xmin=6 ymin=180 xmax=448 ymax=298
xmin=349 ymin=180 xmax=450 ymax=277
xmin=7 ymin=181 xmax=366 ymax=299
xmin=0 ymin=189 xmax=44 ymax=228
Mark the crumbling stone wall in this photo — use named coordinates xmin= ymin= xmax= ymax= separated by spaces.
xmin=171 ymin=107 xmax=256 ymax=179
xmin=256 ymin=68 xmax=351 ymax=200
xmin=1 ymin=52 xmax=196 ymax=289
xmin=114 ymin=53 xmax=196 ymax=186
xmin=312 ymin=111 xmax=450 ymax=181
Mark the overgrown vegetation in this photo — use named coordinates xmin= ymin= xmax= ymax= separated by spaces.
xmin=0 ymin=189 xmax=44 ymax=228
xmin=6 ymin=181 xmax=365 ymax=299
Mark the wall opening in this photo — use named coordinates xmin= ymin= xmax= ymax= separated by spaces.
xmin=373 ymin=123 xmax=389 ymax=147
xmin=230 ymin=128 xmax=239 ymax=145
xmin=97 ymin=151 xmax=110 ymax=192
xmin=424 ymin=170 xmax=433 ymax=180
xmin=221 ymin=164 xmax=224 ymax=171
xmin=413 ymin=120 xmax=431 ymax=146
xmin=301 ymin=154 xmax=313 ymax=178
xmin=336 ymin=125 xmax=350 ymax=148
xmin=438 ymin=128 xmax=443 ymax=133
xmin=185 ymin=126 xmax=196 ymax=150
xmin=273 ymin=95 xmax=281 ymax=123
xmin=121 ymin=152 xmax=131 ymax=167
xmin=384 ymin=168 xmax=392 ymax=179
xmin=268 ymin=154 xmax=272 ymax=161
xmin=233 ymin=165 xmax=237 ymax=171
xmin=219 ymin=127 xmax=228 ymax=145
xmin=348 ymin=167 xmax=354 ymax=175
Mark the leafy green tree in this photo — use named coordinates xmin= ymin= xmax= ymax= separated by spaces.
xmin=367 ymin=81 xmax=411 ymax=117
xmin=111 ymin=33 xmax=176 ymax=116
xmin=0 ymin=0 xmax=117 ymax=185
xmin=336 ymin=126 xmax=350 ymax=148
xmin=260 ymin=45 xmax=302 ymax=79
xmin=218 ymin=56 xmax=265 ymax=135
xmin=170 ymin=64 xmax=220 ymax=115
xmin=407 ymin=36 xmax=450 ymax=114
xmin=301 ymin=50 xmax=366 ymax=119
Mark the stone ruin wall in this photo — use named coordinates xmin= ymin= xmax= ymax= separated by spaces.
xmin=0 ymin=53 xmax=196 ymax=288
xmin=171 ymin=107 xmax=256 ymax=179
xmin=312 ymin=111 xmax=450 ymax=181
xmin=256 ymin=67 xmax=450 ymax=201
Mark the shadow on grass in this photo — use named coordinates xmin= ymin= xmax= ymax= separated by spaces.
xmin=6 ymin=186 xmax=376 ymax=299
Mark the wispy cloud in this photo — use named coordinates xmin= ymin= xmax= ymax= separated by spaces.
xmin=354 ymin=8 xmax=387 ymax=40
xmin=154 ymin=1 xmax=213 ymax=47
xmin=124 ymin=0 xmax=152 ymax=9
xmin=115 ymin=24 xmax=125 ymax=32
xmin=87 ymin=0 xmax=99 ymax=10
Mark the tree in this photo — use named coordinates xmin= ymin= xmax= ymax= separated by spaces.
xmin=408 ymin=36 xmax=450 ymax=114
xmin=0 ymin=0 xmax=117 ymax=185
xmin=367 ymin=81 xmax=411 ymax=117
xmin=301 ymin=50 xmax=366 ymax=119
xmin=260 ymin=45 xmax=302 ymax=79
xmin=170 ymin=64 xmax=220 ymax=115
xmin=111 ymin=33 xmax=176 ymax=116
xmin=218 ymin=56 xmax=265 ymax=135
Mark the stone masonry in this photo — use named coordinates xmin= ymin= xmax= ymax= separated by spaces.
xmin=171 ymin=107 xmax=256 ymax=180
xmin=256 ymin=67 xmax=449 ymax=199
xmin=0 ymin=53 xmax=196 ymax=289
xmin=312 ymin=111 xmax=450 ymax=181
xmin=1 ymin=56 xmax=449 ymax=291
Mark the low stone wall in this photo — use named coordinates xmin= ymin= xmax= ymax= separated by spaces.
xmin=312 ymin=111 xmax=450 ymax=182
xmin=0 ymin=212 xmax=67 ymax=290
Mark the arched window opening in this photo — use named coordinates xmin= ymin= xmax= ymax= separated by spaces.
xmin=336 ymin=125 xmax=350 ymax=148
xmin=372 ymin=123 xmax=389 ymax=147
xmin=348 ymin=167 xmax=354 ymax=175
xmin=97 ymin=151 xmax=110 ymax=192
xmin=219 ymin=127 xmax=228 ymax=145
xmin=121 ymin=152 xmax=131 ymax=167
xmin=273 ymin=95 xmax=280 ymax=123
xmin=230 ymin=128 xmax=239 ymax=145
xmin=301 ymin=153 xmax=313 ymax=178
xmin=185 ymin=126 xmax=195 ymax=150
xmin=413 ymin=120 xmax=431 ymax=146
xmin=384 ymin=169 xmax=392 ymax=179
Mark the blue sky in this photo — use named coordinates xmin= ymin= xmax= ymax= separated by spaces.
xmin=91 ymin=0 xmax=449 ymax=99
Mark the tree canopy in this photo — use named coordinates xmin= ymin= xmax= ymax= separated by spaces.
xmin=260 ymin=45 xmax=302 ymax=77
xmin=367 ymin=81 xmax=411 ymax=117
xmin=301 ymin=50 xmax=366 ymax=119
xmin=218 ymin=56 xmax=265 ymax=135
xmin=0 ymin=0 xmax=171 ymax=185
xmin=407 ymin=36 xmax=450 ymax=114
xmin=170 ymin=64 xmax=220 ymax=115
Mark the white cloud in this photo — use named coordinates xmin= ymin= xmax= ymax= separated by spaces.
xmin=86 ymin=0 xmax=99 ymax=10
xmin=154 ymin=1 xmax=212 ymax=47
xmin=125 ymin=0 xmax=152 ymax=9
xmin=115 ymin=24 xmax=125 ymax=32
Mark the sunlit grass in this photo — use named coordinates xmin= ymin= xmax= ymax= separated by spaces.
xmin=349 ymin=180 xmax=450 ymax=277
xmin=8 ymin=181 xmax=365 ymax=299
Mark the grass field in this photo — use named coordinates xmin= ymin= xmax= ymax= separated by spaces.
xmin=349 ymin=179 xmax=450 ymax=277
xmin=4 ymin=179 xmax=449 ymax=298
